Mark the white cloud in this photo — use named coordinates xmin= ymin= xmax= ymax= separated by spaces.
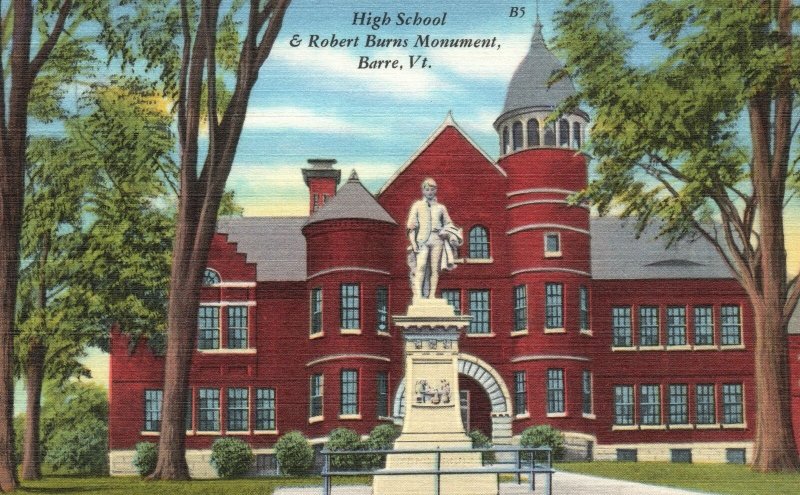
xmin=244 ymin=106 xmax=384 ymax=136
xmin=428 ymin=37 xmax=529 ymax=81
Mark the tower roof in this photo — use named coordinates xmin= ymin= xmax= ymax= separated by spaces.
xmin=305 ymin=170 xmax=397 ymax=226
xmin=494 ymin=18 xmax=579 ymax=127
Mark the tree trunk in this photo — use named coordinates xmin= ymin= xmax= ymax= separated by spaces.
xmin=21 ymin=343 xmax=45 ymax=480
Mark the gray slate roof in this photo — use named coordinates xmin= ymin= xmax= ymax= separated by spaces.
xmin=496 ymin=20 xmax=578 ymax=124
xmin=217 ymin=216 xmax=307 ymax=281
xmin=305 ymin=171 xmax=397 ymax=227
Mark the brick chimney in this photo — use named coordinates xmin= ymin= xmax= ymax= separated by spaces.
xmin=302 ymin=158 xmax=341 ymax=214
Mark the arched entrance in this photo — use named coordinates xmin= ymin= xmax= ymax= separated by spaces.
xmin=392 ymin=353 xmax=513 ymax=445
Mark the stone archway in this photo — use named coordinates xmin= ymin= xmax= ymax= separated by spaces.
xmin=392 ymin=353 xmax=513 ymax=445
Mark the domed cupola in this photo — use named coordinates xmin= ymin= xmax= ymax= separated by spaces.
xmin=493 ymin=17 xmax=589 ymax=156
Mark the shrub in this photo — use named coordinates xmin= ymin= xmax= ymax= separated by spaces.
xmin=44 ymin=418 xmax=108 ymax=474
xmin=519 ymin=425 xmax=565 ymax=461
xmin=210 ymin=437 xmax=254 ymax=478
xmin=468 ymin=429 xmax=495 ymax=464
xmin=133 ymin=442 xmax=158 ymax=477
xmin=363 ymin=423 xmax=400 ymax=469
xmin=275 ymin=431 xmax=314 ymax=475
xmin=326 ymin=428 xmax=362 ymax=470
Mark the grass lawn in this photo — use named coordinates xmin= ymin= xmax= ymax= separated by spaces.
xmin=556 ymin=462 xmax=800 ymax=495
xmin=16 ymin=475 xmax=371 ymax=495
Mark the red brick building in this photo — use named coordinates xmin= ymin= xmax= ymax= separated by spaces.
xmin=109 ymin=20 xmax=798 ymax=476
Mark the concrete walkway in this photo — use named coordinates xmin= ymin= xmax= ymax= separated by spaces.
xmin=273 ymin=471 xmax=719 ymax=495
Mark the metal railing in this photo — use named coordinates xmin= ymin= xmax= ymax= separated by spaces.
xmin=320 ymin=446 xmax=554 ymax=495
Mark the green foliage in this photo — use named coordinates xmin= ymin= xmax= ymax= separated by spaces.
xmin=275 ymin=431 xmax=314 ymax=476
xmin=13 ymin=414 xmax=25 ymax=467
xmin=326 ymin=428 xmax=362 ymax=470
xmin=210 ymin=437 xmax=254 ymax=478
xmin=520 ymin=425 xmax=565 ymax=461
xmin=44 ymin=418 xmax=108 ymax=474
xmin=468 ymin=429 xmax=495 ymax=464
xmin=133 ymin=442 xmax=159 ymax=477
xmin=362 ymin=424 xmax=399 ymax=469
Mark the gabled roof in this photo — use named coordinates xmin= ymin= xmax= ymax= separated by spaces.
xmin=377 ymin=112 xmax=506 ymax=196
xmin=305 ymin=170 xmax=396 ymax=227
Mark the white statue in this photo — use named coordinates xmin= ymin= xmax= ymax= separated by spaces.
xmin=406 ymin=178 xmax=462 ymax=300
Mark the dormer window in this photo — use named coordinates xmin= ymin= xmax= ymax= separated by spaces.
xmin=203 ymin=268 xmax=221 ymax=286
xmin=544 ymin=232 xmax=561 ymax=257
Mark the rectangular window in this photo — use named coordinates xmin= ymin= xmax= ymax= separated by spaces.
xmin=612 ymin=307 xmax=632 ymax=347
xmin=582 ymin=371 xmax=593 ymax=415
xmin=198 ymin=306 xmax=220 ymax=349
xmin=722 ymin=383 xmax=743 ymax=424
xmin=514 ymin=285 xmax=527 ymax=331
xmin=310 ymin=374 xmax=324 ymax=418
xmin=667 ymin=306 xmax=687 ymax=346
xmin=227 ymin=306 xmax=248 ymax=349
xmin=468 ymin=290 xmax=490 ymax=334
xmin=144 ymin=389 xmax=162 ymax=432
xmin=640 ymin=385 xmax=661 ymax=425
xmin=616 ymin=449 xmax=638 ymax=462
xmin=638 ymin=306 xmax=659 ymax=347
xmin=198 ymin=388 xmax=220 ymax=431
xmin=514 ymin=371 xmax=527 ymax=415
xmin=255 ymin=388 xmax=276 ymax=431
xmin=726 ymin=448 xmax=746 ymax=464
xmin=376 ymin=286 xmax=389 ymax=333
xmin=579 ymin=286 xmax=590 ymax=330
xmin=340 ymin=283 xmax=360 ymax=329
xmin=671 ymin=449 xmax=692 ymax=463
xmin=544 ymin=232 xmax=560 ymax=254
xmin=668 ymin=384 xmax=689 ymax=425
xmin=441 ymin=289 xmax=461 ymax=314
xmin=694 ymin=306 xmax=714 ymax=346
xmin=340 ymin=370 xmax=359 ymax=415
xmin=376 ymin=372 xmax=389 ymax=418
xmin=614 ymin=385 xmax=635 ymax=425
xmin=696 ymin=384 xmax=716 ymax=424
xmin=721 ymin=305 xmax=742 ymax=346
xmin=227 ymin=388 xmax=249 ymax=432
xmin=310 ymin=288 xmax=323 ymax=335
xmin=545 ymin=283 xmax=563 ymax=329
xmin=546 ymin=369 xmax=565 ymax=414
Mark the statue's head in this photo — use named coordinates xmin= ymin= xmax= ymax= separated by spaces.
xmin=421 ymin=177 xmax=437 ymax=200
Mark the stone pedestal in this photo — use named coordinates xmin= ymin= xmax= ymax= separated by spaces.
xmin=373 ymin=298 xmax=498 ymax=495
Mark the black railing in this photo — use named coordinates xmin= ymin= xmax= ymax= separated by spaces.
xmin=320 ymin=446 xmax=554 ymax=495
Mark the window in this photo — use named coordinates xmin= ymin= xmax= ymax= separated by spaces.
xmin=721 ymin=305 xmax=741 ymax=346
xmin=558 ymin=118 xmax=570 ymax=146
xmin=514 ymin=371 xmax=527 ymax=415
xmin=616 ymin=449 xmax=637 ymax=462
xmin=668 ymin=384 xmax=689 ymax=425
xmin=726 ymin=448 xmax=746 ymax=464
xmin=502 ymin=127 xmax=509 ymax=154
xmin=198 ymin=306 xmax=220 ymax=349
xmin=696 ymin=384 xmax=716 ymax=424
xmin=441 ymin=289 xmax=461 ymax=314
xmin=340 ymin=370 xmax=359 ymax=415
xmin=614 ymin=385 xmax=635 ymax=425
xmin=227 ymin=306 xmax=248 ymax=349
xmin=544 ymin=122 xmax=556 ymax=146
xmin=468 ymin=226 xmax=490 ymax=259
xmin=572 ymin=121 xmax=582 ymax=148
xmin=667 ymin=306 xmax=687 ymax=346
xmin=512 ymin=121 xmax=523 ymax=150
xmin=639 ymin=306 xmax=659 ymax=347
xmin=227 ymin=388 xmax=249 ymax=432
xmin=203 ymin=268 xmax=220 ymax=286
xmin=671 ymin=449 xmax=692 ymax=463
xmin=310 ymin=288 xmax=323 ymax=335
xmin=612 ymin=307 xmax=632 ymax=347
xmin=198 ymin=388 xmax=220 ymax=431
xmin=340 ymin=283 xmax=360 ymax=330
xmin=546 ymin=369 xmax=565 ymax=414
xmin=514 ymin=285 xmax=527 ymax=331
xmin=694 ymin=306 xmax=714 ymax=346
xmin=468 ymin=290 xmax=490 ymax=334
xmin=640 ymin=385 xmax=661 ymax=425
xmin=310 ymin=374 xmax=324 ymax=418
xmin=255 ymin=388 xmax=276 ymax=431
xmin=582 ymin=370 xmax=593 ymax=415
xmin=376 ymin=372 xmax=389 ymax=418
xmin=579 ymin=286 xmax=589 ymax=331
xmin=376 ymin=286 xmax=389 ymax=333
xmin=722 ymin=383 xmax=743 ymax=424
xmin=544 ymin=232 xmax=560 ymax=255
xmin=144 ymin=389 xmax=162 ymax=432
xmin=545 ymin=283 xmax=563 ymax=329
xmin=527 ymin=119 xmax=540 ymax=146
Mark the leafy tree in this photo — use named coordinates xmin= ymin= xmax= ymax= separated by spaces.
xmin=554 ymin=0 xmax=800 ymax=471
xmin=44 ymin=418 xmax=107 ymax=474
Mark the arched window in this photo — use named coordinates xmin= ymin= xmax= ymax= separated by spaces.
xmin=203 ymin=268 xmax=221 ymax=286
xmin=527 ymin=119 xmax=540 ymax=147
xmin=573 ymin=122 xmax=582 ymax=148
xmin=502 ymin=126 xmax=510 ymax=154
xmin=468 ymin=226 xmax=490 ymax=259
xmin=544 ymin=123 xmax=556 ymax=146
xmin=559 ymin=119 xmax=570 ymax=147
xmin=512 ymin=122 xmax=523 ymax=151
